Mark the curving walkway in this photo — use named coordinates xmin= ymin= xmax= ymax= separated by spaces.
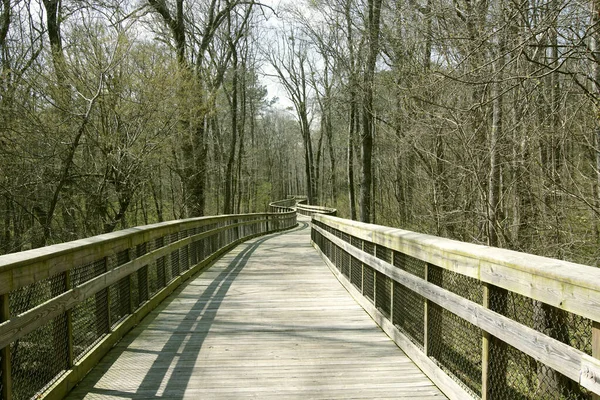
xmin=66 ymin=216 xmax=445 ymax=399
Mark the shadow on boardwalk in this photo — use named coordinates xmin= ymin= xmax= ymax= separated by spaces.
xmin=67 ymin=218 xmax=445 ymax=399
xmin=68 ymin=225 xmax=305 ymax=399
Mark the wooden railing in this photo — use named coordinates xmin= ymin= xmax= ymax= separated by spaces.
xmin=296 ymin=203 xmax=336 ymax=217
xmin=269 ymin=196 xmax=336 ymax=217
xmin=311 ymin=214 xmax=600 ymax=400
xmin=268 ymin=198 xmax=297 ymax=213
xmin=0 ymin=211 xmax=296 ymax=400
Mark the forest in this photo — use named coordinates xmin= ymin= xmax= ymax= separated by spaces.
xmin=0 ymin=0 xmax=599 ymax=267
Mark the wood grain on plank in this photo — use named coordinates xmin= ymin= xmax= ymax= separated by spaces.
xmin=312 ymin=214 xmax=600 ymax=323
xmin=65 ymin=217 xmax=445 ymax=400
xmin=313 ymin=224 xmax=600 ymax=396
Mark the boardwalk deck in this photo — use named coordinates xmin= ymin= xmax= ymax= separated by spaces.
xmin=66 ymin=217 xmax=445 ymax=399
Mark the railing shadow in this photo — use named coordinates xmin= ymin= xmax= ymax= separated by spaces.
xmin=67 ymin=223 xmax=307 ymax=399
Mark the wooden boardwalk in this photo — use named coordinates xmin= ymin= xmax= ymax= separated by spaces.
xmin=66 ymin=217 xmax=445 ymax=399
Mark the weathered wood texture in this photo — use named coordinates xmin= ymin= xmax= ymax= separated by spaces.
xmin=268 ymin=198 xmax=297 ymax=213
xmin=311 ymin=215 xmax=600 ymax=399
xmin=296 ymin=204 xmax=337 ymax=217
xmin=312 ymin=215 xmax=600 ymax=322
xmin=65 ymin=217 xmax=445 ymax=399
xmin=0 ymin=211 xmax=296 ymax=400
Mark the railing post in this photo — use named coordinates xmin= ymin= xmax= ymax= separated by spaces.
xmin=594 ymin=321 xmax=600 ymax=400
xmin=424 ymin=263 xmax=431 ymax=356
xmin=1 ymin=293 xmax=11 ymax=400
xmin=390 ymin=251 xmax=395 ymax=323
xmin=481 ymin=283 xmax=491 ymax=400
xmin=66 ymin=270 xmax=74 ymax=368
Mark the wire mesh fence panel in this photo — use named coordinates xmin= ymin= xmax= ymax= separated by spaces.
xmin=9 ymin=271 xmax=68 ymax=316
xmin=130 ymin=272 xmax=139 ymax=313
xmin=180 ymin=239 xmax=190 ymax=272
xmin=9 ymin=271 xmax=69 ymax=400
xmin=393 ymin=251 xmax=426 ymax=279
xmin=488 ymin=286 xmax=592 ymax=399
xmin=109 ymin=276 xmax=130 ymax=328
xmin=169 ymin=232 xmax=180 ymax=278
xmin=375 ymin=271 xmax=391 ymax=318
xmin=363 ymin=266 xmax=375 ymax=302
xmin=108 ymin=249 xmax=132 ymax=328
xmin=428 ymin=264 xmax=482 ymax=397
xmin=392 ymin=281 xmax=425 ymax=348
xmin=374 ymin=245 xmax=392 ymax=317
xmin=72 ymin=259 xmax=109 ymax=361
xmin=350 ymin=255 xmax=362 ymax=291
xmin=163 ymin=237 xmax=173 ymax=284
xmin=10 ymin=312 xmax=69 ymax=400
xmin=198 ymin=238 xmax=206 ymax=263
xmin=135 ymin=242 xmax=149 ymax=305
xmin=363 ymin=241 xmax=375 ymax=302
xmin=154 ymin=236 xmax=166 ymax=292
xmin=190 ymin=236 xmax=200 ymax=267
xmin=488 ymin=336 xmax=590 ymax=400
xmin=137 ymin=265 xmax=148 ymax=306
xmin=148 ymin=259 xmax=158 ymax=298
xmin=428 ymin=261 xmax=482 ymax=304
xmin=341 ymin=233 xmax=351 ymax=277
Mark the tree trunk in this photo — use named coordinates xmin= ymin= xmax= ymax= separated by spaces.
xmin=591 ymin=0 xmax=600 ymax=262
xmin=224 ymin=47 xmax=238 ymax=214
xmin=359 ymin=0 xmax=383 ymax=223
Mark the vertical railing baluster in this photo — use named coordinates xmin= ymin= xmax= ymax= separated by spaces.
xmin=65 ymin=270 xmax=74 ymax=368
xmin=593 ymin=321 xmax=600 ymax=400
xmin=390 ymin=251 xmax=395 ymax=323
xmin=424 ymin=263 xmax=431 ymax=356
xmin=481 ymin=283 xmax=491 ymax=400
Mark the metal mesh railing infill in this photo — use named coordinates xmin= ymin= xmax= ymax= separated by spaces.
xmin=311 ymin=216 xmax=600 ymax=400
xmin=0 ymin=210 xmax=296 ymax=400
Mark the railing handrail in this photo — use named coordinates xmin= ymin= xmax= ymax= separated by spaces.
xmin=0 ymin=212 xmax=293 ymax=293
xmin=269 ymin=196 xmax=337 ymax=217
xmin=311 ymin=214 xmax=600 ymax=399
xmin=268 ymin=198 xmax=297 ymax=212
xmin=313 ymin=214 xmax=600 ymax=321
xmin=296 ymin=203 xmax=337 ymax=216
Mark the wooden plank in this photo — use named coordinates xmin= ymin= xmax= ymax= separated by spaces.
xmin=316 ymin=243 xmax=471 ymax=400
xmin=42 ymin=226 xmax=293 ymax=400
xmin=61 ymin=218 xmax=444 ymax=400
xmin=313 ymin=224 xmax=600 ymax=396
xmin=313 ymin=215 xmax=600 ymax=323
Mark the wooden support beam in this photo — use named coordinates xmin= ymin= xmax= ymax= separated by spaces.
xmin=424 ymin=263 xmax=432 ymax=357
xmin=65 ymin=270 xmax=74 ymax=369
xmin=594 ymin=321 xmax=600 ymax=400
xmin=481 ymin=283 xmax=490 ymax=400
